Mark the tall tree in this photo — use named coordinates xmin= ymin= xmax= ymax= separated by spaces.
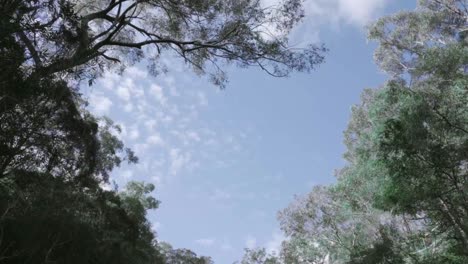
xmin=364 ymin=0 xmax=468 ymax=255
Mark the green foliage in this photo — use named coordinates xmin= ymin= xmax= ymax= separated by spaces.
xmin=340 ymin=0 xmax=468 ymax=258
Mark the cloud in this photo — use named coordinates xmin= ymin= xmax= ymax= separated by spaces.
xmin=98 ymin=71 xmax=120 ymax=90
xmin=89 ymin=93 xmax=113 ymax=114
xmin=86 ymin=63 xmax=246 ymax=192
xmin=144 ymin=119 xmax=158 ymax=131
xmin=149 ymin=84 xmax=167 ymax=106
xmin=261 ymin=0 xmax=388 ymax=43
xmin=133 ymin=143 xmax=150 ymax=156
xmin=115 ymin=76 xmax=145 ymax=102
xmin=195 ymin=238 xmax=216 ymax=247
xmin=245 ymin=235 xmax=257 ymax=249
xmin=171 ymin=130 xmax=201 ymax=145
xmin=116 ymin=85 xmax=131 ymax=101
xmin=168 ymin=148 xmax=192 ymax=176
xmin=129 ymin=125 xmax=140 ymax=140
xmin=147 ymin=133 xmax=164 ymax=146
xmin=126 ymin=66 xmax=148 ymax=78
xmin=336 ymin=0 xmax=387 ymax=25
xmin=300 ymin=0 xmax=388 ymax=27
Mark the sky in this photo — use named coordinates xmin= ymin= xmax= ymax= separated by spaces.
xmin=83 ymin=1 xmax=416 ymax=263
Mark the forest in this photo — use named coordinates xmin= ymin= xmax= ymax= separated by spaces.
xmin=0 ymin=0 xmax=467 ymax=263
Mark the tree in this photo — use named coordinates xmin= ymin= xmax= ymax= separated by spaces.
xmin=363 ymin=0 xmax=468 ymax=254
xmin=277 ymin=184 xmax=420 ymax=264
xmin=0 ymin=177 xmax=164 ymax=263
xmin=8 ymin=0 xmax=326 ymax=87
xmin=337 ymin=0 xmax=468 ymax=259
xmin=239 ymin=1 xmax=468 ymax=263
xmin=237 ymin=248 xmax=280 ymax=264
xmin=158 ymin=242 xmax=214 ymax=264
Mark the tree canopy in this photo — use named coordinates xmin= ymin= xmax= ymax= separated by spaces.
xmin=6 ymin=0 xmax=325 ymax=86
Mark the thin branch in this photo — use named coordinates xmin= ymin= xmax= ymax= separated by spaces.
xmin=17 ymin=31 xmax=42 ymax=67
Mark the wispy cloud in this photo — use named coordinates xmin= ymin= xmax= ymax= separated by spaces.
xmin=169 ymin=148 xmax=194 ymax=176
xmin=261 ymin=0 xmax=389 ymax=43
xmin=85 ymin=58 xmax=249 ymax=196
xmin=335 ymin=0 xmax=387 ymax=25
xmin=89 ymin=93 xmax=113 ymax=114
xmin=149 ymin=84 xmax=167 ymax=106
xmin=147 ymin=133 xmax=164 ymax=146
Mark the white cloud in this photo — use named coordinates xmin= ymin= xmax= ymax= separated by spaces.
xmin=129 ymin=125 xmax=140 ymax=140
xmin=301 ymin=0 xmax=388 ymax=29
xmin=337 ymin=0 xmax=387 ymax=26
xmin=299 ymin=0 xmax=387 ymax=27
xmin=147 ymin=133 xmax=164 ymax=146
xmin=89 ymin=93 xmax=113 ymax=114
xmin=144 ymin=119 xmax=158 ymax=131
xmin=171 ymin=130 xmax=201 ymax=146
xmin=116 ymin=85 xmax=131 ymax=101
xmin=98 ymin=71 xmax=119 ymax=90
xmin=245 ymin=235 xmax=257 ymax=249
xmin=150 ymin=84 xmax=167 ymax=106
xmin=168 ymin=148 xmax=192 ymax=176
xmin=134 ymin=143 xmax=150 ymax=156
xmin=88 ymin=55 xmax=247 ymax=192
xmin=195 ymin=238 xmax=215 ymax=247
xmin=126 ymin=66 xmax=148 ymax=78
xmin=261 ymin=0 xmax=388 ymax=43
xmin=125 ymin=77 xmax=145 ymax=98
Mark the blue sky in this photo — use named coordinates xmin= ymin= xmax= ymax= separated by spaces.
xmin=84 ymin=1 xmax=416 ymax=263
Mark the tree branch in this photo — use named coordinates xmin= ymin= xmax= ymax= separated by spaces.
xmin=17 ymin=31 xmax=42 ymax=68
